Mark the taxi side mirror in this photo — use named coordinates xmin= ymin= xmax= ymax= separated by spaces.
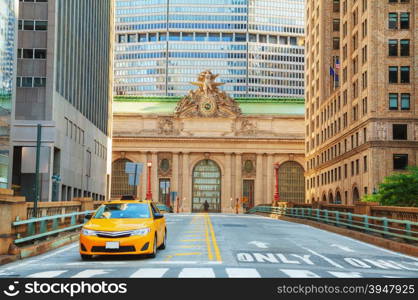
xmin=154 ymin=213 xmax=164 ymax=220
xmin=84 ymin=213 xmax=93 ymax=220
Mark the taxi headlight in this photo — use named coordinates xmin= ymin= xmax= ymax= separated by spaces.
xmin=131 ymin=228 xmax=151 ymax=236
xmin=82 ymin=229 xmax=97 ymax=236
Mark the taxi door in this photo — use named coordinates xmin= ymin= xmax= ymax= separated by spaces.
xmin=151 ymin=202 xmax=164 ymax=245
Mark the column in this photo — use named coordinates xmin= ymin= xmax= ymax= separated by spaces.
xmin=255 ymin=153 xmax=263 ymax=205
xmin=224 ymin=153 xmax=232 ymax=213
xmin=172 ymin=152 xmax=179 ymax=198
xmin=181 ymin=152 xmax=190 ymax=212
xmin=151 ymin=152 xmax=158 ymax=202
xmin=139 ymin=152 xmax=147 ymax=200
xmin=234 ymin=153 xmax=242 ymax=206
xmin=266 ymin=154 xmax=273 ymax=204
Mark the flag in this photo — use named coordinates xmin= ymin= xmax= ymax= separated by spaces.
xmin=335 ymin=58 xmax=340 ymax=69
xmin=329 ymin=66 xmax=335 ymax=76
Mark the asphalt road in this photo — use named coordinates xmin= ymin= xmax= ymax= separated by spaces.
xmin=0 ymin=214 xmax=417 ymax=278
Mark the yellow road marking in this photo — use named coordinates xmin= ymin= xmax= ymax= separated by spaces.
xmin=204 ymin=214 xmax=213 ymax=261
xmin=180 ymin=239 xmax=206 ymax=242
xmin=206 ymin=214 xmax=222 ymax=262
xmin=179 ymin=245 xmax=203 ymax=249
xmin=164 ymin=252 xmax=201 ymax=261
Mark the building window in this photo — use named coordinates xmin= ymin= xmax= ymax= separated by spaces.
xmin=400 ymin=66 xmax=410 ymax=83
xmin=401 ymin=93 xmax=410 ymax=110
xmin=388 ymin=40 xmax=398 ymax=56
xmin=389 ymin=93 xmax=398 ymax=110
xmin=333 ymin=19 xmax=340 ymax=31
xmin=393 ymin=124 xmax=407 ymax=140
xmin=400 ymin=40 xmax=410 ymax=56
xmin=400 ymin=12 xmax=410 ymax=29
xmin=333 ymin=37 xmax=340 ymax=50
xmin=388 ymin=13 xmax=398 ymax=29
xmin=364 ymin=156 xmax=368 ymax=172
xmin=388 ymin=66 xmax=398 ymax=83
xmin=159 ymin=179 xmax=171 ymax=205
xmin=393 ymin=154 xmax=408 ymax=170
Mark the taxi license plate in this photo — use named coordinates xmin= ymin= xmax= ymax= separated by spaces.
xmin=105 ymin=242 xmax=120 ymax=249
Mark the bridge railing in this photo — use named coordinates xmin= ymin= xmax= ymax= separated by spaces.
xmin=12 ymin=210 xmax=94 ymax=245
xmin=248 ymin=206 xmax=418 ymax=243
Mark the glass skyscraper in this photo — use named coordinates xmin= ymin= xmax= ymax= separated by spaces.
xmin=114 ymin=0 xmax=305 ymax=98
xmin=0 ymin=0 xmax=16 ymax=188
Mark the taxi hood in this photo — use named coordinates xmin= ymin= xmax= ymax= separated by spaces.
xmin=83 ymin=218 xmax=154 ymax=231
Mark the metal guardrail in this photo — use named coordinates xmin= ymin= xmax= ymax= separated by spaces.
xmin=13 ymin=211 xmax=94 ymax=244
xmin=248 ymin=206 xmax=418 ymax=243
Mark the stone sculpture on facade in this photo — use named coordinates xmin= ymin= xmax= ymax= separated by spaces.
xmin=175 ymin=70 xmax=241 ymax=118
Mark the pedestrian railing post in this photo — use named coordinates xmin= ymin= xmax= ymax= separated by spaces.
xmin=335 ymin=211 xmax=340 ymax=226
xmin=324 ymin=210 xmax=329 ymax=223
xmin=301 ymin=208 xmax=305 ymax=218
xmin=364 ymin=215 xmax=369 ymax=232
xmin=347 ymin=212 xmax=352 ymax=228
xmin=316 ymin=209 xmax=320 ymax=222
xmin=40 ymin=220 xmax=47 ymax=234
xmin=382 ymin=218 xmax=389 ymax=238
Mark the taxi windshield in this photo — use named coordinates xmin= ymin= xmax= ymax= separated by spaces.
xmin=94 ymin=203 xmax=150 ymax=219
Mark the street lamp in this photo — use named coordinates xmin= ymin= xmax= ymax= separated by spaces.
xmin=274 ymin=163 xmax=280 ymax=205
xmin=146 ymin=162 xmax=152 ymax=200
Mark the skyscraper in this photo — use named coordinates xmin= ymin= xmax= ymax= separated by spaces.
xmin=0 ymin=0 xmax=17 ymax=188
xmin=305 ymin=0 xmax=417 ymax=204
xmin=11 ymin=0 xmax=114 ymax=202
xmin=114 ymin=0 xmax=305 ymax=98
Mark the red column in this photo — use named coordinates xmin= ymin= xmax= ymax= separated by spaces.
xmin=146 ymin=162 xmax=153 ymax=200
xmin=274 ymin=163 xmax=280 ymax=204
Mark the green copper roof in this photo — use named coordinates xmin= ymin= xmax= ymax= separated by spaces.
xmin=113 ymin=96 xmax=305 ymax=116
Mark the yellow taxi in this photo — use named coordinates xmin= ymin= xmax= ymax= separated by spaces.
xmin=79 ymin=199 xmax=167 ymax=260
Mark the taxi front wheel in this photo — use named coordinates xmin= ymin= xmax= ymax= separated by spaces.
xmin=158 ymin=229 xmax=167 ymax=250
xmin=148 ymin=235 xmax=157 ymax=258
xmin=81 ymin=254 xmax=93 ymax=261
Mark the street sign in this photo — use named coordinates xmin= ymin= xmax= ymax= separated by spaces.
xmin=126 ymin=163 xmax=143 ymax=187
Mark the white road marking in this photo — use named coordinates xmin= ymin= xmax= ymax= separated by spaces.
xmin=152 ymin=261 xmax=198 ymax=265
xmin=331 ymin=244 xmax=355 ymax=252
xmin=226 ymin=268 xmax=261 ymax=278
xmin=302 ymin=248 xmax=344 ymax=269
xmin=344 ymin=258 xmax=372 ymax=269
xmin=178 ymin=268 xmax=215 ymax=278
xmin=249 ymin=241 xmax=269 ymax=249
xmin=328 ymin=271 xmax=363 ymax=278
xmin=130 ymin=268 xmax=169 ymax=278
xmin=280 ymin=269 xmax=321 ymax=278
xmin=28 ymin=270 xmax=67 ymax=278
xmin=277 ymin=254 xmax=300 ymax=264
xmin=71 ymin=269 xmax=111 ymax=278
xmin=253 ymin=253 xmax=279 ymax=263
xmin=291 ymin=254 xmax=314 ymax=265
xmin=362 ymin=259 xmax=403 ymax=270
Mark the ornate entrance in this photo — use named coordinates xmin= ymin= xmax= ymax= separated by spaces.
xmin=192 ymin=159 xmax=221 ymax=212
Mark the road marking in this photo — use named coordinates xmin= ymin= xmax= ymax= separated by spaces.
xmin=67 ymin=262 xmax=126 ymax=266
xmin=206 ymin=214 xmax=222 ymax=262
xmin=205 ymin=214 xmax=214 ymax=260
xmin=302 ymin=247 xmax=344 ymax=269
xmin=344 ymin=258 xmax=372 ymax=268
xmin=276 ymin=254 xmax=300 ymax=264
xmin=254 ymin=253 xmax=279 ymax=263
xmin=180 ymin=239 xmax=205 ymax=242
xmin=179 ymin=245 xmax=203 ymax=249
xmin=331 ymin=244 xmax=355 ymax=252
xmin=226 ymin=268 xmax=261 ymax=278
xmin=130 ymin=268 xmax=168 ymax=278
xmin=328 ymin=271 xmax=363 ymax=278
xmin=164 ymin=252 xmax=202 ymax=261
xmin=71 ymin=269 xmax=110 ymax=278
xmin=249 ymin=241 xmax=269 ymax=249
xmin=280 ymin=269 xmax=321 ymax=278
xmin=28 ymin=270 xmax=67 ymax=278
xmin=362 ymin=259 xmax=403 ymax=270
xmin=178 ymin=268 xmax=215 ymax=278
xmin=152 ymin=261 xmax=198 ymax=265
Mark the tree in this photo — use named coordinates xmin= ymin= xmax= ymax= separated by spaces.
xmin=362 ymin=167 xmax=418 ymax=207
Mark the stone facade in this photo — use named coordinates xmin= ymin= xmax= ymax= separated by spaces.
xmin=305 ymin=0 xmax=417 ymax=204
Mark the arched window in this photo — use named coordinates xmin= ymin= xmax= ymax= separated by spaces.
xmin=111 ymin=159 xmax=133 ymax=198
xmin=329 ymin=192 xmax=334 ymax=203
xmin=335 ymin=191 xmax=342 ymax=204
xmin=278 ymin=161 xmax=305 ymax=203
xmin=353 ymin=187 xmax=360 ymax=202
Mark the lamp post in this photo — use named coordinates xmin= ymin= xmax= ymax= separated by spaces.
xmin=146 ymin=161 xmax=152 ymax=200
xmin=274 ymin=163 xmax=280 ymax=205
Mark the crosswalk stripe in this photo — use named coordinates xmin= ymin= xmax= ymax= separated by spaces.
xmin=328 ymin=271 xmax=363 ymax=278
xmin=226 ymin=268 xmax=261 ymax=278
xmin=71 ymin=269 xmax=110 ymax=278
xmin=130 ymin=268 xmax=169 ymax=278
xmin=27 ymin=271 xmax=67 ymax=278
xmin=178 ymin=268 xmax=215 ymax=278
xmin=280 ymin=269 xmax=321 ymax=278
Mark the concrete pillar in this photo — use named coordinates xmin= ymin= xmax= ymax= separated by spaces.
xmin=255 ymin=153 xmax=263 ymax=205
xmin=223 ymin=153 xmax=232 ymax=213
xmin=234 ymin=153 xmax=242 ymax=204
xmin=182 ymin=152 xmax=190 ymax=212
xmin=266 ymin=154 xmax=273 ymax=204
xmin=139 ymin=152 xmax=147 ymax=200
xmin=151 ymin=152 xmax=158 ymax=202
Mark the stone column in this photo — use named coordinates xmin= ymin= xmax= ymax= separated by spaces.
xmin=140 ymin=152 xmax=147 ymax=200
xmin=181 ymin=152 xmax=190 ymax=212
xmin=266 ymin=154 xmax=273 ymax=204
xmin=151 ymin=152 xmax=158 ymax=202
xmin=234 ymin=153 xmax=242 ymax=208
xmin=255 ymin=153 xmax=263 ymax=205
xmin=224 ymin=153 xmax=232 ymax=213
xmin=172 ymin=152 xmax=179 ymax=199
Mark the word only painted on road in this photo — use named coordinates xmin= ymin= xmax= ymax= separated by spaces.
xmin=236 ymin=252 xmax=418 ymax=271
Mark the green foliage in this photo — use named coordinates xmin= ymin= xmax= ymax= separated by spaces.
xmin=362 ymin=167 xmax=418 ymax=207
